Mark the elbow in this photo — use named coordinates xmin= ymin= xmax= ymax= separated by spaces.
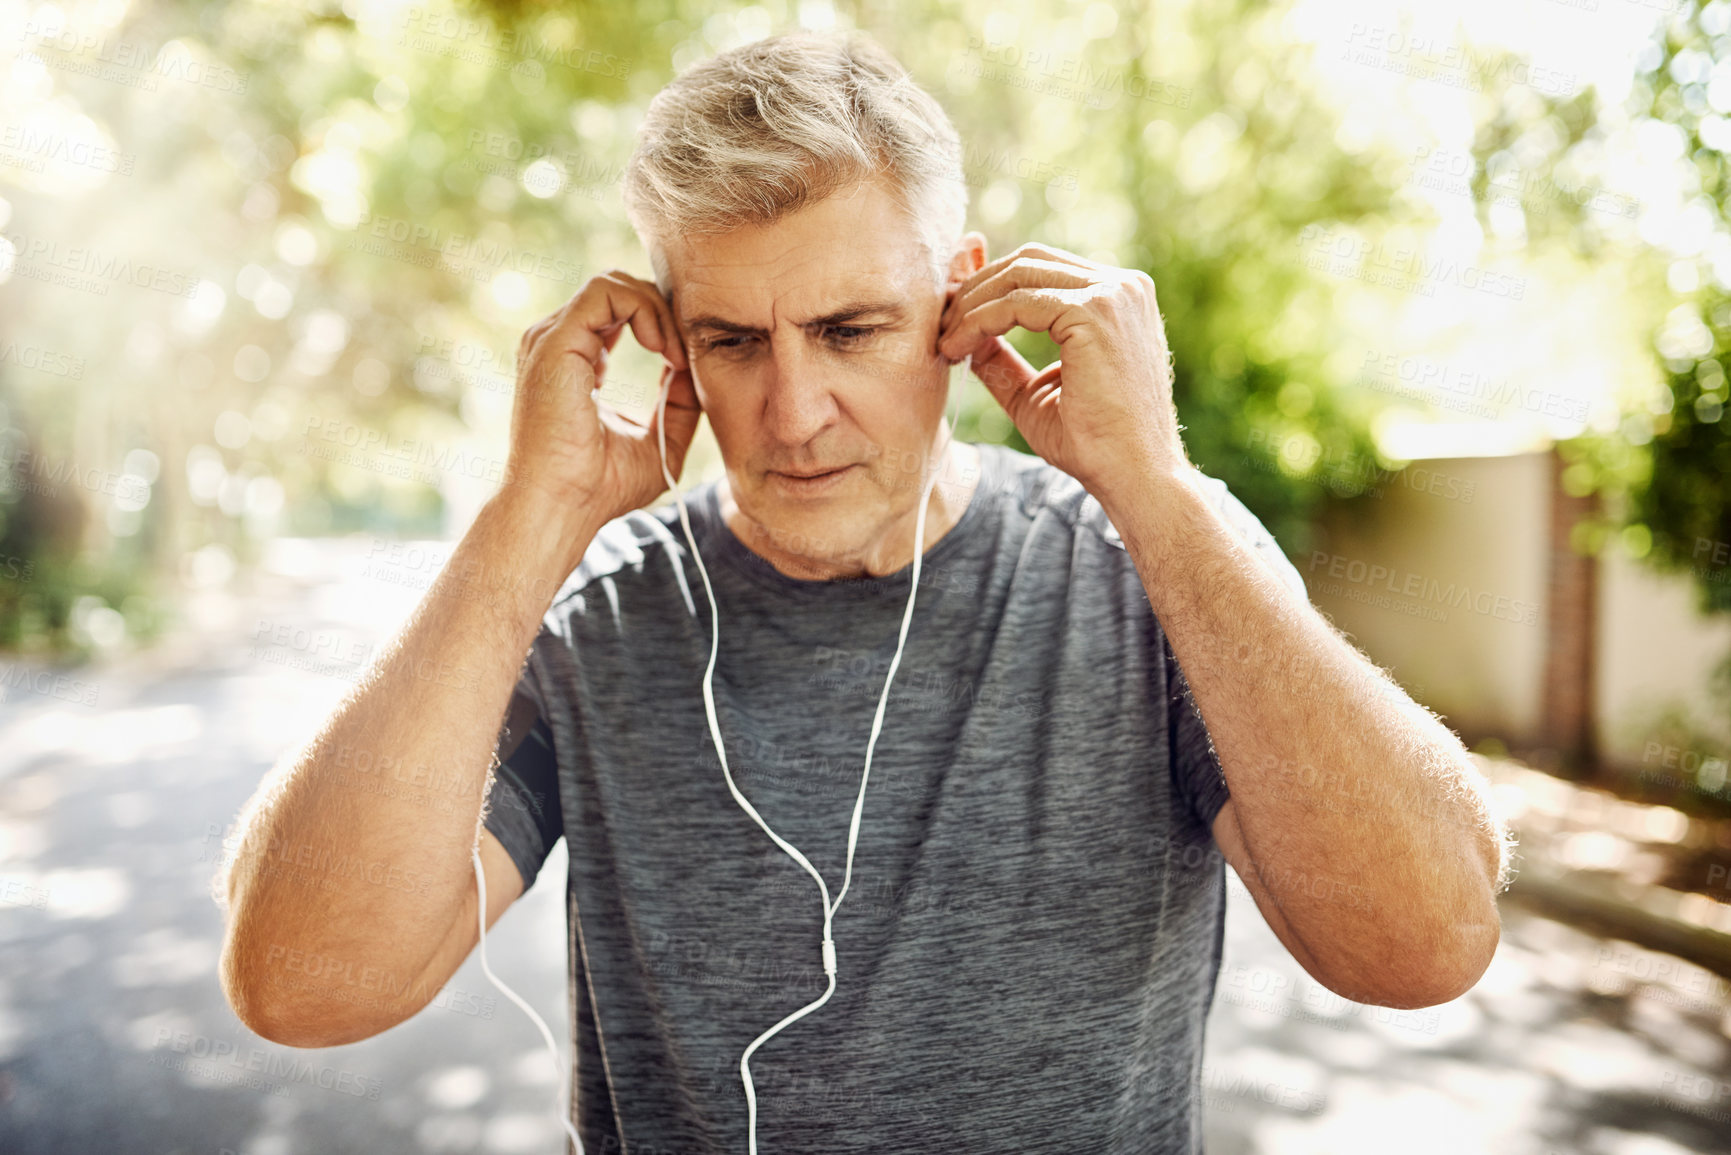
xmin=1366 ymin=902 xmax=1502 ymax=1009
xmin=220 ymin=937 xmax=313 ymax=1048
xmin=220 ymin=934 xmax=394 ymax=1049
xmin=1440 ymin=901 xmax=1502 ymax=1002
xmin=1312 ymin=896 xmax=1502 ymax=1011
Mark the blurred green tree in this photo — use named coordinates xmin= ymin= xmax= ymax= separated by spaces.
xmin=1475 ymin=2 xmax=1731 ymax=615
xmin=0 ymin=0 xmax=1523 ymax=652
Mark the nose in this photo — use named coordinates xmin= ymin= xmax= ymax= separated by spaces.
xmin=760 ymin=334 xmax=839 ymax=449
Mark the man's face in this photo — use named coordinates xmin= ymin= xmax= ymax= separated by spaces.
xmin=665 ymin=178 xmax=982 ymax=568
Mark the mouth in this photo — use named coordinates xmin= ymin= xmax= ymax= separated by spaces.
xmin=769 ymin=463 xmax=856 ymax=492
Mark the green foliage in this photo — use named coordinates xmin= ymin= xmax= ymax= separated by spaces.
xmin=0 ymin=416 xmax=167 ymax=655
xmin=1624 ymin=2 xmax=1731 ymax=614
xmin=223 ymin=0 xmax=1409 ymax=556
xmin=2 ymin=0 xmax=1514 ymax=652
xmin=1481 ymin=3 xmax=1731 ymax=614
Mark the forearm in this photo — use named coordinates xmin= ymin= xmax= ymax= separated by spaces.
xmin=1100 ymin=466 xmax=1503 ymax=994
xmin=219 ymin=489 xmax=599 ymax=1034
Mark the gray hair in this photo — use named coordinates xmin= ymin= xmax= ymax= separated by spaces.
xmin=622 ymin=29 xmax=969 ymax=302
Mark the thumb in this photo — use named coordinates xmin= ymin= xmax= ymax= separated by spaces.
xmin=520 ymin=345 xmax=600 ymax=421
xmin=967 ymin=334 xmax=1039 ymax=423
xmin=650 ymin=363 xmax=703 ymax=474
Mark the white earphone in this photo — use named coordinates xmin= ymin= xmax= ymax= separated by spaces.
xmin=473 ymin=350 xmax=970 ymax=1155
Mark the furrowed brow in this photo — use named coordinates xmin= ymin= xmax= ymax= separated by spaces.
xmin=808 ymin=299 xmax=908 ymax=327
xmin=683 ymin=298 xmax=909 ymax=336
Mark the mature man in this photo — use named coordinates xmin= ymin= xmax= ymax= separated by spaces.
xmin=218 ymin=29 xmax=1512 ymax=1155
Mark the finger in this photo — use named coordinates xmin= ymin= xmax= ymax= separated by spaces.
xmin=939 ymin=278 xmax=972 ymax=332
xmin=942 ymin=244 xmax=1095 ymax=329
xmin=939 ymin=284 xmax=1077 ymax=364
xmin=598 ymin=301 xmax=668 ymax=366
xmin=516 ymin=339 xmax=599 ymax=422
xmin=943 ymin=258 xmax=1092 ymax=345
xmin=519 ymin=313 xmax=564 ymax=370
xmin=965 ymin=334 xmax=1042 ymax=424
xmin=556 ymin=273 xmax=677 ymax=374
xmin=608 ymin=270 xmax=689 ymax=372
xmin=643 ymin=278 xmax=689 ymax=372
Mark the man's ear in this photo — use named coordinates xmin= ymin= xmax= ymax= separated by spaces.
xmin=947 ymin=231 xmax=987 ymax=287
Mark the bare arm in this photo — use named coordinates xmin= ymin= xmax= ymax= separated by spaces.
xmin=216 ymin=491 xmax=602 ymax=1046
xmin=1110 ymin=467 xmax=1507 ymax=1009
xmin=216 ymin=269 xmax=700 ymax=1047
xmin=933 ymin=244 xmax=1510 ymax=1009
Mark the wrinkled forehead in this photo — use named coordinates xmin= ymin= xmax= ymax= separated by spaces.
xmin=665 ymin=221 xmax=937 ymax=332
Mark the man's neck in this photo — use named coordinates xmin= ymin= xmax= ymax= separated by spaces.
xmin=719 ymin=441 xmax=981 ymax=581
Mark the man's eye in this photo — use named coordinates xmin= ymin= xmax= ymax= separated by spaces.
xmin=704 ymin=327 xmax=874 ymax=352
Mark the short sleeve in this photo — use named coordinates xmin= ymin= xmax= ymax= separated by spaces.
xmin=482 ymin=649 xmax=563 ymax=893
xmin=1166 ymin=635 xmax=1229 ymax=832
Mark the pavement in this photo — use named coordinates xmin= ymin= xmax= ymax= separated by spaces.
xmin=0 ymin=536 xmax=1727 ymax=1154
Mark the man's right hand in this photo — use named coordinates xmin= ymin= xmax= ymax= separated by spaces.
xmin=507 ymin=269 xmax=702 ymax=539
xmin=220 ymin=269 xmax=706 ymax=1049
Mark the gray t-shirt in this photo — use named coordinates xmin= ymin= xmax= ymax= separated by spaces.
xmin=483 ymin=441 xmax=1305 ymax=1154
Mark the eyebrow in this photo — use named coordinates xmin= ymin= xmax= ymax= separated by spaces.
xmin=682 ymin=298 xmax=910 ymax=336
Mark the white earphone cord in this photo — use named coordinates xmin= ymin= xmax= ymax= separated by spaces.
xmin=474 ymin=355 xmax=968 ymax=1155
xmin=471 ymin=840 xmax=588 ymax=1155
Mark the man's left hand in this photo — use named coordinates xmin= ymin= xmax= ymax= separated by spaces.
xmin=936 ymin=242 xmax=1188 ymax=493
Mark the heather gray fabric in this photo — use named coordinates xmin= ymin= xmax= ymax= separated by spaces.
xmin=482 ymin=441 xmax=1305 ymax=1154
